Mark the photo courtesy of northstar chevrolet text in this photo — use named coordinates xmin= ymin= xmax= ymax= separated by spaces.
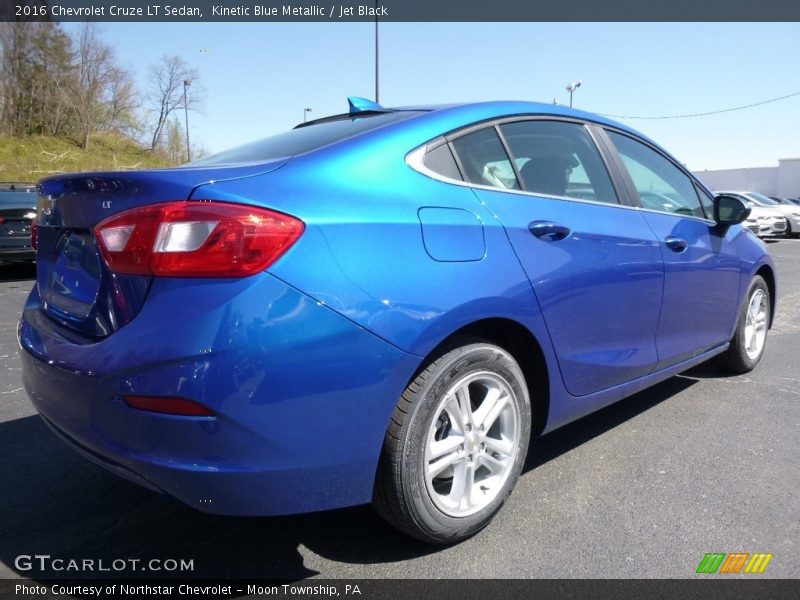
xmin=0 ymin=0 xmax=798 ymax=592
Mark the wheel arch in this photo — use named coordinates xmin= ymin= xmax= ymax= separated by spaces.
xmin=414 ymin=317 xmax=551 ymax=438
xmin=756 ymin=264 xmax=776 ymax=328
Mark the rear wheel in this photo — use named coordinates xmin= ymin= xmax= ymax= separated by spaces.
xmin=373 ymin=339 xmax=531 ymax=544
xmin=718 ymin=275 xmax=770 ymax=373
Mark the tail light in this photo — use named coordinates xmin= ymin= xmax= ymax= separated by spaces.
xmin=94 ymin=201 xmax=304 ymax=277
xmin=31 ymin=218 xmax=38 ymax=251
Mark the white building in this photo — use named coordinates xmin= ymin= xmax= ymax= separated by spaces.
xmin=692 ymin=158 xmax=800 ymax=198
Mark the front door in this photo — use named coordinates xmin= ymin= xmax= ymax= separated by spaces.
xmin=603 ymin=130 xmax=740 ymax=369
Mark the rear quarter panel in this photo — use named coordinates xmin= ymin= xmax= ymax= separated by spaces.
xmin=191 ymin=129 xmax=554 ymax=361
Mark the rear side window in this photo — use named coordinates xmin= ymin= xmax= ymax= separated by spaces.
xmin=423 ymin=143 xmax=462 ymax=180
xmin=192 ymin=111 xmax=424 ymax=165
xmin=499 ymin=120 xmax=618 ymax=203
xmin=450 ymin=128 xmax=520 ymax=190
xmin=607 ymin=131 xmax=705 ymax=219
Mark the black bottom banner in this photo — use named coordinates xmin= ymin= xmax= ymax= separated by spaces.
xmin=1 ymin=579 xmax=799 ymax=600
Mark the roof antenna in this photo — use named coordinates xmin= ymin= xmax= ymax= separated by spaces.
xmin=347 ymin=96 xmax=386 ymax=113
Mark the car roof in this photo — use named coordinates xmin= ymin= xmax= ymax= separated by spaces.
xmin=301 ymin=100 xmax=652 ymax=149
xmin=391 ymin=100 xmax=645 ymax=139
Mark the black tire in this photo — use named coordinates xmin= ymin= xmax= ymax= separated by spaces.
xmin=718 ymin=275 xmax=770 ymax=373
xmin=373 ymin=338 xmax=531 ymax=544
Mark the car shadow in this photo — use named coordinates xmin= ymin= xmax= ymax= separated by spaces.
xmin=0 ymin=371 xmax=699 ymax=581
xmin=523 ymin=373 xmax=697 ymax=472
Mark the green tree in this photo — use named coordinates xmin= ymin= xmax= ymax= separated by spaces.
xmin=63 ymin=24 xmax=138 ymax=149
xmin=0 ymin=22 xmax=73 ymax=136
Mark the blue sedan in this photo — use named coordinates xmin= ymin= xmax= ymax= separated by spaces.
xmin=19 ymin=99 xmax=774 ymax=543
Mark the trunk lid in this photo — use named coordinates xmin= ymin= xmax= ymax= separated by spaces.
xmin=35 ymin=161 xmax=286 ymax=339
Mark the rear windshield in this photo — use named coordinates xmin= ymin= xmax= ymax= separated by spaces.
xmin=192 ymin=111 xmax=423 ymax=166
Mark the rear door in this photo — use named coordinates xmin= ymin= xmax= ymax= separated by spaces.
xmin=453 ymin=120 xmax=664 ymax=397
xmin=601 ymin=129 xmax=740 ymax=369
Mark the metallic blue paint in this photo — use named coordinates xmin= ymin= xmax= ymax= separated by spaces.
xmin=20 ymin=273 xmax=419 ymax=514
xmin=418 ymin=207 xmax=485 ymax=262
xmin=19 ymin=100 xmax=776 ymax=516
xmin=638 ymin=211 xmax=741 ymax=369
xmin=474 ymin=188 xmax=664 ymax=397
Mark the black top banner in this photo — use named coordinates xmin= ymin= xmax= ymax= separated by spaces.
xmin=3 ymin=0 xmax=800 ymax=22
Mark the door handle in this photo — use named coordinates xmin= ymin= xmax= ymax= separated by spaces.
xmin=665 ymin=236 xmax=688 ymax=252
xmin=529 ymin=221 xmax=571 ymax=242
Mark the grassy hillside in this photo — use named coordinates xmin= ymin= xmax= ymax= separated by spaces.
xmin=0 ymin=134 xmax=178 ymax=183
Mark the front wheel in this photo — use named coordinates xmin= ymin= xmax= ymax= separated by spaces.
xmin=718 ymin=275 xmax=770 ymax=373
xmin=373 ymin=340 xmax=531 ymax=544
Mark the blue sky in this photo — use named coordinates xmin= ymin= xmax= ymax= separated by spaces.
xmin=67 ymin=22 xmax=800 ymax=171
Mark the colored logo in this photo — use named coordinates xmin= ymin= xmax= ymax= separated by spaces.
xmin=696 ymin=552 xmax=773 ymax=574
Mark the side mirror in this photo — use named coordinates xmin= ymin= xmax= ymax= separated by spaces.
xmin=714 ymin=195 xmax=751 ymax=226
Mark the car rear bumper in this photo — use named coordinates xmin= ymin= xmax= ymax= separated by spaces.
xmin=0 ymin=244 xmax=35 ymax=262
xmin=19 ymin=273 xmax=421 ymax=515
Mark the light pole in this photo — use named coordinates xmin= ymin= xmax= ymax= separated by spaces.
xmin=303 ymin=107 xmax=312 ymax=123
xmin=374 ymin=0 xmax=379 ymax=103
xmin=183 ymin=79 xmax=191 ymax=162
xmin=566 ymin=81 xmax=581 ymax=108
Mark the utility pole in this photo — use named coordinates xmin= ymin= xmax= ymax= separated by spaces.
xmin=375 ymin=1 xmax=380 ymax=103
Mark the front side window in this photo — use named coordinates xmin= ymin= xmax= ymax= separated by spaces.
xmin=607 ymin=131 xmax=704 ymax=219
xmin=450 ymin=128 xmax=519 ymax=190
xmin=695 ymin=183 xmax=715 ymax=218
xmin=499 ymin=120 xmax=618 ymax=204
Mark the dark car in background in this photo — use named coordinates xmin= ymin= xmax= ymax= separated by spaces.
xmin=0 ymin=183 xmax=37 ymax=265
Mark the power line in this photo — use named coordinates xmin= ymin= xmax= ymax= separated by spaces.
xmin=599 ymin=90 xmax=800 ymax=120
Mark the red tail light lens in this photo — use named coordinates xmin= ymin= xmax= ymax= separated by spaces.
xmin=94 ymin=201 xmax=304 ymax=277
xmin=124 ymin=395 xmax=215 ymax=417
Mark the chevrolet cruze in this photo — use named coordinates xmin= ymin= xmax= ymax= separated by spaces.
xmin=19 ymin=99 xmax=775 ymax=543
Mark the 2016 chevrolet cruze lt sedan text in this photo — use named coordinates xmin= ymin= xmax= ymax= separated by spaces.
xmin=19 ymin=99 xmax=775 ymax=543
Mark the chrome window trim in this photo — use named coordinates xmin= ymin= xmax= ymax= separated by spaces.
xmin=405 ymin=115 xmax=716 ymax=225
xmin=406 ymin=141 xmax=719 ymax=225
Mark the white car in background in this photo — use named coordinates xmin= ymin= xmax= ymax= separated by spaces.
xmin=715 ymin=191 xmax=791 ymax=238
xmin=744 ymin=214 xmax=771 ymax=237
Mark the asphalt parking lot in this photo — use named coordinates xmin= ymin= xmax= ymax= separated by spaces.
xmin=1 ymin=240 xmax=798 ymax=581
